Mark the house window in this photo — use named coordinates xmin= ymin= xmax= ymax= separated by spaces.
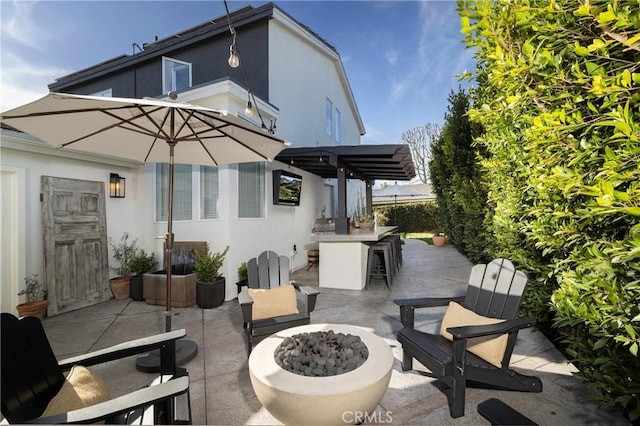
xmin=200 ymin=165 xmax=219 ymax=219
xmin=91 ymin=88 xmax=112 ymax=97
xmin=155 ymin=163 xmax=192 ymax=221
xmin=162 ymin=57 xmax=191 ymax=94
xmin=238 ymin=162 xmax=265 ymax=218
xmin=326 ymin=99 xmax=333 ymax=136
xmin=335 ymin=107 xmax=341 ymax=143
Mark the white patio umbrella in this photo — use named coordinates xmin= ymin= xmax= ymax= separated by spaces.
xmin=372 ymin=183 xmax=423 ymax=224
xmin=1 ymin=92 xmax=289 ymax=335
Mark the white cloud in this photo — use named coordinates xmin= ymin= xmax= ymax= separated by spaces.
xmin=0 ymin=51 xmax=67 ymax=111
xmin=385 ymin=50 xmax=398 ymax=66
xmin=389 ymin=79 xmax=408 ymax=103
xmin=1 ymin=1 xmax=47 ymax=50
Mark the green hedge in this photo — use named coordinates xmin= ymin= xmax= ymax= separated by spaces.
xmin=429 ymin=88 xmax=492 ymax=263
xmin=458 ymin=0 xmax=640 ymax=420
xmin=374 ymin=202 xmax=439 ymax=233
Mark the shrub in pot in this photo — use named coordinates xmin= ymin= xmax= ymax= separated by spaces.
xmin=236 ymin=261 xmax=248 ymax=294
xmin=16 ymin=274 xmax=48 ymax=320
xmin=108 ymin=232 xmax=139 ymax=299
xmin=194 ymin=245 xmax=229 ymax=308
xmin=127 ymin=249 xmax=157 ymax=301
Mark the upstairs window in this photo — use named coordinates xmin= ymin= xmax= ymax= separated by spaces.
xmin=335 ymin=107 xmax=341 ymax=143
xmin=91 ymin=88 xmax=112 ymax=97
xmin=326 ymin=99 xmax=333 ymax=136
xmin=162 ymin=57 xmax=191 ymax=94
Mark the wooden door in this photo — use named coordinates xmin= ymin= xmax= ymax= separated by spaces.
xmin=41 ymin=176 xmax=110 ymax=315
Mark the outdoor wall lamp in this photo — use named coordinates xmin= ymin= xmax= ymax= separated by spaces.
xmin=109 ymin=173 xmax=126 ymax=198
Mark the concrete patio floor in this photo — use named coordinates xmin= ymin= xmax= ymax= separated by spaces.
xmin=41 ymin=239 xmax=629 ymax=425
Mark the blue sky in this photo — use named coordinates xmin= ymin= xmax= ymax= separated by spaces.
xmin=0 ymin=0 xmax=474 ymax=145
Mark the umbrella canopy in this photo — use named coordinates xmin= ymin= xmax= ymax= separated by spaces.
xmin=373 ymin=183 xmax=423 ymax=198
xmin=1 ymin=92 xmax=289 ymax=333
xmin=1 ymin=92 xmax=287 ymax=165
xmin=373 ymin=183 xmax=423 ymax=224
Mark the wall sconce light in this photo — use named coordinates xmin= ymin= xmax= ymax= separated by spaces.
xmin=110 ymin=173 xmax=125 ymax=198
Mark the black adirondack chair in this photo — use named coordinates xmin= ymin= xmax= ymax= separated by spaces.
xmin=393 ymin=258 xmax=542 ymax=418
xmin=1 ymin=313 xmax=191 ymax=424
xmin=238 ymin=250 xmax=319 ymax=355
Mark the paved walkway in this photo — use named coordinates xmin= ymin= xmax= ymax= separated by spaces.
xmin=41 ymin=239 xmax=629 ymax=425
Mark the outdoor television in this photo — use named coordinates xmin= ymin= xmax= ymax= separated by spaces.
xmin=273 ymin=170 xmax=302 ymax=206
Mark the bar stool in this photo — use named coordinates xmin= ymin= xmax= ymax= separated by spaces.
xmin=366 ymin=241 xmax=394 ymax=290
xmin=382 ymin=235 xmax=400 ymax=273
xmin=388 ymin=233 xmax=403 ymax=267
xmin=391 ymin=234 xmax=402 ymax=265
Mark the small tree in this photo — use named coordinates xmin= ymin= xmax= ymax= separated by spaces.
xmin=402 ymin=123 xmax=442 ymax=184
xmin=108 ymin=232 xmax=139 ymax=277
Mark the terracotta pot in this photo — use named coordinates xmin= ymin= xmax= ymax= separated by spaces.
xmin=110 ymin=276 xmax=131 ymax=299
xmin=16 ymin=300 xmax=49 ymax=320
xmin=432 ymin=235 xmax=446 ymax=247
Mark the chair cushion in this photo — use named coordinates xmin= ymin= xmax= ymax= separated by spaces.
xmin=440 ymin=302 xmax=507 ymax=367
xmin=41 ymin=365 xmax=111 ymax=418
xmin=248 ymin=284 xmax=299 ymax=321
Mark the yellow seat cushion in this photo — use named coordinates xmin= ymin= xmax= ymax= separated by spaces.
xmin=41 ymin=365 xmax=111 ymax=418
xmin=440 ymin=302 xmax=508 ymax=368
xmin=248 ymin=284 xmax=299 ymax=321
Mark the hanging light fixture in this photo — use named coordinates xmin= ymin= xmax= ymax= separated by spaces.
xmin=224 ymin=0 xmax=277 ymax=134
xmin=245 ymin=92 xmax=254 ymax=116
xmin=228 ymin=29 xmax=240 ymax=68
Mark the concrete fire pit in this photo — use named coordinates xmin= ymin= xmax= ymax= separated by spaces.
xmin=248 ymin=323 xmax=393 ymax=425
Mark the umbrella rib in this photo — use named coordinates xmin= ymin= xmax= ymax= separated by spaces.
xmin=191 ymin=111 xmax=275 ymax=161
xmin=57 ymin=106 xmax=172 ymax=148
xmin=134 ymin=106 xmax=173 ymax=162
xmin=174 ymin=109 xmax=220 ymax=166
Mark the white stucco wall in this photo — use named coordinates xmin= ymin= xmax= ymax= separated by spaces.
xmin=1 ymin=10 xmax=368 ymax=313
xmin=0 ymin=128 xmax=325 ymax=311
xmin=268 ymin=12 xmax=363 ymax=148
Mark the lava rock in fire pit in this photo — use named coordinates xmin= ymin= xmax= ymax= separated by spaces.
xmin=274 ymin=330 xmax=369 ymax=377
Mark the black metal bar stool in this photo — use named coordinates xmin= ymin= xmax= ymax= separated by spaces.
xmin=366 ymin=242 xmax=394 ymax=290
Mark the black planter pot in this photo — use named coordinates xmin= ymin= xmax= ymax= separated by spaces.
xmin=130 ymin=275 xmax=144 ymax=301
xmin=196 ymin=278 xmax=225 ymax=308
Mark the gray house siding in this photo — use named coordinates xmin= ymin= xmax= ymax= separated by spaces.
xmin=49 ymin=18 xmax=270 ymax=101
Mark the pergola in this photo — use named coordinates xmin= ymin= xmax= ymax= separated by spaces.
xmin=275 ymin=144 xmax=415 ymax=233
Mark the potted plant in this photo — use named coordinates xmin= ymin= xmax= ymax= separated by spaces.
xmin=432 ymin=231 xmax=446 ymax=247
xmin=16 ymin=274 xmax=49 ymax=320
xmin=127 ymin=249 xmax=157 ymax=301
xmin=108 ymin=232 xmax=139 ymax=299
xmin=236 ymin=261 xmax=249 ymax=294
xmin=194 ymin=245 xmax=229 ymax=308
xmin=358 ymin=213 xmax=375 ymax=230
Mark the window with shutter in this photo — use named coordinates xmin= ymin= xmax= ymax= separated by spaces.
xmin=155 ymin=163 xmax=192 ymax=221
xmin=238 ymin=162 xmax=265 ymax=218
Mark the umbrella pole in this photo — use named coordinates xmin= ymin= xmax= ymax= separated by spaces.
xmin=165 ymin=141 xmax=176 ymax=333
xmin=136 ymin=139 xmax=198 ymax=373
xmin=394 ymin=195 xmax=397 ymax=225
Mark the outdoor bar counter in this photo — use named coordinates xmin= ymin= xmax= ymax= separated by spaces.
xmin=311 ymin=226 xmax=398 ymax=290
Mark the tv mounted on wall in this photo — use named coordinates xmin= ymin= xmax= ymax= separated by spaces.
xmin=273 ymin=170 xmax=302 ymax=206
